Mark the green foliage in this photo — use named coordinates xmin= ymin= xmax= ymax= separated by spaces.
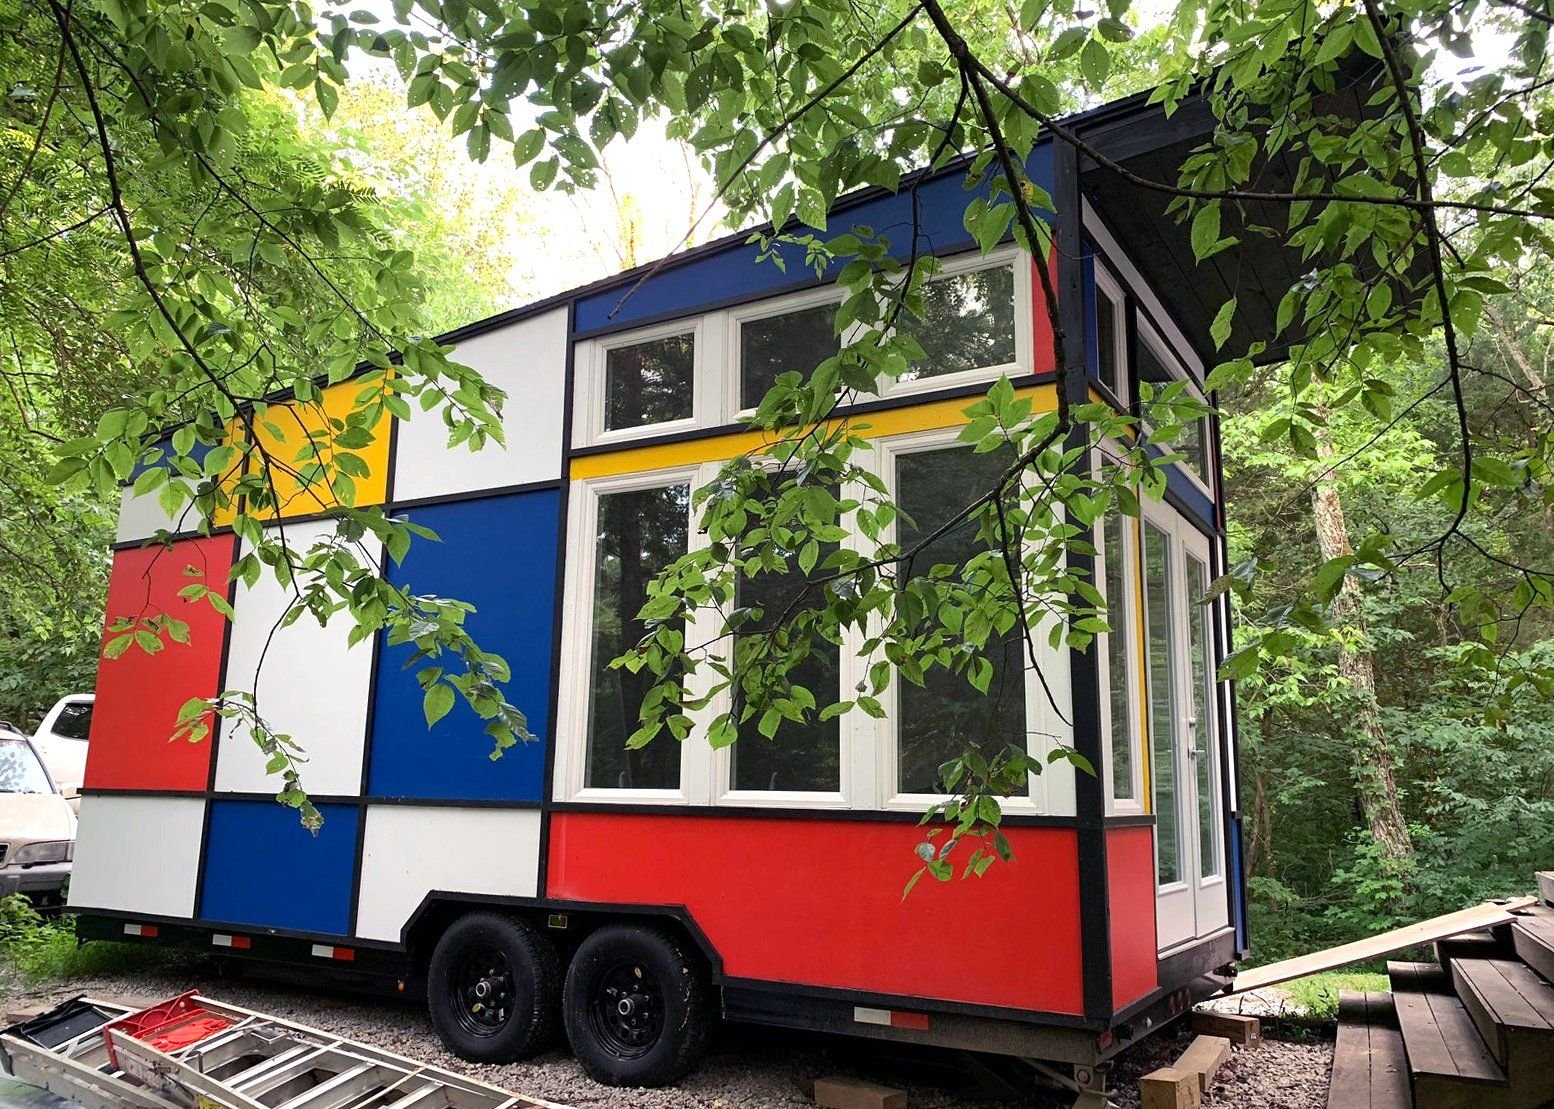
xmin=0 ymin=898 xmax=172 ymax=989
xmin=1285 ymin=971 xmax=1391 ymax=1021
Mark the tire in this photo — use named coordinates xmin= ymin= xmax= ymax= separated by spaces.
xmin=562 ymin=923 xmax=709 ymax=1086
xmin=427 ymin=912 xmax=561 ymax=1063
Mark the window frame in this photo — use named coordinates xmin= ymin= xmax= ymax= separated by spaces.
xmin=1135 ymin=319 xmax=1215 ymax=498
xmin=724 ymin=285 xmax=857 ymax=421
xmin=1092 ymin=261 xmax=1129 ymax=404
xmin=880 ymin=246 xmax=1034 ymax=401
xmin=1095 ymin=477 xmax=1147 ymax=816
xmin=575 ymin=316 xmax=719 ymax=448
xmin=871 ymin=427 xmax=1075 ymax=816
xmin=554 ymin=464 xmax=713 ymax=804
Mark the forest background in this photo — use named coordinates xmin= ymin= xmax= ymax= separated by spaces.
xmin=2 ymin=8 xmax=1550 ymax=965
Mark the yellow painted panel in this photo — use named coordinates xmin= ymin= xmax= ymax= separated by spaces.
xmin=245 ymin=374 xmax=392 ymax=519
xmin=570 ymin=384 xmax=1060 ymax=480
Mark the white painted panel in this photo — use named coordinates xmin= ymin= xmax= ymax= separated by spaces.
xmin=392 ymin=308 xmax=568 ymax=501
xmin=214 ymin=520 xmax=377 ymax=797
xmin=116 ymin=480 xmax=200 ymax=545
xmin=68 ymin=795 xmax=204 ymax=918
xmin=354 ymin=806 xmax=540 ymax=941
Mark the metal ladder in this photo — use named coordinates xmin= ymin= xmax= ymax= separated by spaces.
xmin=1 ymin=994 xmax=571 ymax=1109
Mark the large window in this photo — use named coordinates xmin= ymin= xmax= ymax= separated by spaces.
xmin=898 ymin=255 xmax=1020 ymax=386
xmin=729 ymin=551 xmax=842 ymax=793
xmin=739 ymin=302 xmax=840 ymax=412
xmin=604 ymin=332 xmax=696 ymax=432
xmin=1136 ymin=326 xmax=1212 ymax=481
xmin=894 ymin=444 xmax=1026 ymax=795
xmin=583 ymin=483 xmax=691 ymax=790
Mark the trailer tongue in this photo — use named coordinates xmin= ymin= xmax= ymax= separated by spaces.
xmin=0 ymin=992 xmax=570 ymax=1109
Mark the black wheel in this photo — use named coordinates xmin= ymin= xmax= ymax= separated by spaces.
xmin=427 ymin=912 xmax=560 ymax=1063
xmin=562 ymin=924 xmax=709 ymax=1086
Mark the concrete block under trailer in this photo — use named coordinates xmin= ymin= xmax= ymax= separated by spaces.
xmin=63 ymin=81 xmax=1297 ymax=1093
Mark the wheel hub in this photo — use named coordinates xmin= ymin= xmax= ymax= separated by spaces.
xmin=590 ymin=962 xmax=664 ymax=1059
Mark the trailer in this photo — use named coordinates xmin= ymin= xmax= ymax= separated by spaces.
xmin=65 ymin=78 xmax=1359 ymax=1097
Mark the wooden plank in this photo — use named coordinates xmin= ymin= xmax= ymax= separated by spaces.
xmin=1191 ymin=1011 xmax=1261 ymax=1046
xmin=1230 ymin=899 xmax=1537 ymax=995
xmin=812 ymin=1076 xmax=908 ymax=1109
xmin=1436 ymin=931 xmax=1510 ymax=972
xmin=1175 ymin=1035 xmax=1231 ymax=1093
xmin=1140 ymin=1067 xmax=1200 ymax=1109
xmin=1535 ymin=871 xmax=1554 ymax=906
xmin=1328 ymin=992 xmax=1380 ymax=1109
xmin=1390 ymin=962 xmax=1506 ymax=1083
xmin=1511 ymin=913 xmax=1554 ymax=985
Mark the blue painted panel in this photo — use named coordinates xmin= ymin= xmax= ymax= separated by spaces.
xmin=200 ymin=800 xmax=358 ymax=935
xmin=1231 ymin=816 xmax=1248 ymax=951
xmin=368 ymin=490 xmax=558 ymax=801
xmin=1161 ymin=456 xmax=1216 ymax=525
xmin=575 ymin=145 xmax=1056 ymax=333
xmin=129 ymin=438 xmax=212 ymax=482
xmin=1082 ymin=252 xmax=1099 ymax=378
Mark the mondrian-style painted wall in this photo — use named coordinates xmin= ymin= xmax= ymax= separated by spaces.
xmin=71 ymin=306 xmax=569 ymax=944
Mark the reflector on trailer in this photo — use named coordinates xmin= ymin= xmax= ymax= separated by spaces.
xmin=211 ymin=934 xmax=251 ymax=949
xmin=310 ymin=944 xmax=355 ymax=961
xmin=122 ymin=923 xmax=158 ymax=938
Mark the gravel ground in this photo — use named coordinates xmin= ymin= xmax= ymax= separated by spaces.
xmin=4 ymin=961 xmax=1332 ymax=1108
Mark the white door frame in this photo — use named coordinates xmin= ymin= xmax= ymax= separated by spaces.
xmin=1142 ymin=501 xmax=1230 ymax=951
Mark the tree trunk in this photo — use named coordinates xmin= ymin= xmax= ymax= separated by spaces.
xmin=1245 ymin=713 xmax=1274 ymax=879
xmin=1311 ymin=426 xmax=1416 ymax=870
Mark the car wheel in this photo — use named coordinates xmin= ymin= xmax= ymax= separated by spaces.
xmin=562 ymin=923 xmax=709 ymax=1086
xmin=427 ymin=912 xmax=560 ymax=1063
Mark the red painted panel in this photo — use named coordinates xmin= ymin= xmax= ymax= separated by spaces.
xmin=1107 ymin=825 xmax=1158 ymax=1011
xmin=1031 ymin=248 xmax=1058 ymax=376
xmin=546 ymin=813 xmax=1085 ymax=1014
xmin=86 ymin=537 xmax=235 ymax=791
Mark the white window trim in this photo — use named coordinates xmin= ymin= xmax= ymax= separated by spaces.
xmin=554 ymin=465 xmax=711 ymax=804
xmin=724 ymin=285 xmax=862 ymax=421
xmin=1136 ymin=319 xmax=1215 ymax=500
xmin=1082 ymin=202 xmax=1205 ymax=382
xmin=1097 ymin=481 xmax=1146 ymax=816
xmin=872 ymin=427 xmax=1075 ymax=816
xmin=573 ymin=316 xmax=722 ymax=449
xmin=1092 ymin=261 xmax=1129 ymax=404
xmin=703 ymin=457 xmax=866 ymax=809
xmin=880 ymin=246 xmax=1034 ymax=401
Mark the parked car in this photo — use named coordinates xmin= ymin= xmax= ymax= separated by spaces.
xmin=0 ymin=726 xmax=75 ymax=904
xmin=30 ymin=693 xmax=92 ymax=803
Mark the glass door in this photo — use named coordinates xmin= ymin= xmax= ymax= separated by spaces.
xmin=1142 ymin=507 xmax=1230 ymax=950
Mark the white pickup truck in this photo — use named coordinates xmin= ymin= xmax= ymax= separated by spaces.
xmin=29 ymin=694 xmax=93 ymax=803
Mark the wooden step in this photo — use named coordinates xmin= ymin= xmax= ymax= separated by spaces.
xmin=1435 ymin=929 xmax=1514 ymax=972
xmin=1388 ymin=961 xmax=1509 ymax=1109
xmin=1450 ymin=957 xmax=1554 ymax=1109
xmin=1511 ymin=905 xmax=1554 ymax=985
xmin=1535 ymin=871 xmax=1554 ymax=908
xmin=1329 ymin=991 xmax=1412 ymax=1109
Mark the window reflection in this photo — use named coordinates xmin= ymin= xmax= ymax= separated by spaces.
xmin=895 ymin=445 xmax=1026 ymax=794
xmin=900 ymin=264 xmax=1017 ymax=382
xmin=585 ymin=484 xmax=690 ymax=789
xmin=605 ymin=333 xmax=695 ymax=431
xmin=740 ymin=304 xmax=840 ymax=411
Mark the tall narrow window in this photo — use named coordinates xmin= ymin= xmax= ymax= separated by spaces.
xmin=900 ymin=262 xmax=1017 ymax=382
xmin=1186 ymin=552 xmax=1222 ymax=878
xmin=1103 ymin=514 xmax=1136 ymax=803
xmin=1095 ymin=284 xmax=1123 ymax=398
xmin=895 ymin=445 xmax=1026 ymax=794
xmin=604 ymin=333 xmax=695 ymax=431
xmin=730 ymin=547 xmax=842 ymax=792
xmin=584 ymin=483 xmax=690 ymax=789
xmin=1137 ymin=332 xmax=1212 ymax=479
xmin=1143 ymin=520 xmax=1182 ymax=883
xmin=740 ymin=303 xmax=840 ymax=411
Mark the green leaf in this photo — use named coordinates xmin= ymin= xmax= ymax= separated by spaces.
xmin=423 ymin=682 xmax=456 ymax=727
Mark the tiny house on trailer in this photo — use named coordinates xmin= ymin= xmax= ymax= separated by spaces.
xmin=67 ymin=84 xmax=1327 ymax=1096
